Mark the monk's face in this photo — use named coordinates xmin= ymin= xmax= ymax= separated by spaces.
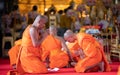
xmin=37 ymin=19 xmax=46 ymax=29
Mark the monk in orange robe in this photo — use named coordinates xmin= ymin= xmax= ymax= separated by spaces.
xmin=41 ymin=25 xmax=70 ymax=68
xmin=15 ymin=15 xmax=49 ymax=74
xmin=64 ymin=30 xmax=111 ymax=73
xmin=8 ymin=39 xmax=22 ymax=69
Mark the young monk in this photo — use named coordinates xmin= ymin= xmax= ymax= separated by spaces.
xmin=64 ymin=30 xmax=111 ymax=73
xmin=7 ymin=15 xmax=49 ymax=75
xmin=41 ymin=25 xmax=73 ymax=68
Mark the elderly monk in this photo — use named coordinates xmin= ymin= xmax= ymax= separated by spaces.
xmin=14 ymin=15 xmax=49 ymax=75
xmin=64 ymin=30 xmax=111 ymax=73
xmin=41 ymin=25 xmax=72 ymax=68
xmin=8 ymin=39 xmax=22 ymax=69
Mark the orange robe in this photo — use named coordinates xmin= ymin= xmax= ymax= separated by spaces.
xmin=41 ymin=35 xmax=69 ymax=68
xmin=117 ymin=66 xmax=120 ymax=75
xmin=72 ymin=33 xmax=111 ymax=72
xmin=16 ymin=25 xmax=48 ymax=74
xmin=66 ymin=41 xmax=80 ymax=61
xmin=8 ymin=39 xmax=22 ymax=66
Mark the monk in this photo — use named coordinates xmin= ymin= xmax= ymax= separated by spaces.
xmin=8 ymin=39 xmax=22 ymax=69
xmin=11 ymin=15 xmax=48 ymax=75
xmin=41 ymin=25 xmax=73 ymax=68
xmin=64 ymin=30 xmax=111 ymax=73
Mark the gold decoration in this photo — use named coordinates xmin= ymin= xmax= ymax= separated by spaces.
xmin=18 ymin=0 xmax=83 ymax=14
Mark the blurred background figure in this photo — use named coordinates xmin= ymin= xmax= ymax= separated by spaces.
xmin=28 ymin=5 xmax=39 ymax=24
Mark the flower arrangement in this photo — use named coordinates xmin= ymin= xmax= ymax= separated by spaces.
xmin=98 ymin=20 xmax=109 ymax=30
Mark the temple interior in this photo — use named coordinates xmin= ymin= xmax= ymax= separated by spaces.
xmin=0 ymin=0 xmax=120 ymax=66
xmin=0 ymin=0 xmax=120 ymax=75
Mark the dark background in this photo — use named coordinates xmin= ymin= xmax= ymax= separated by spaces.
xmin=0 ymin=0 xmax=18 ymax=57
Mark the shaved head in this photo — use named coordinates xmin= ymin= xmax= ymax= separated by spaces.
xmin=32 ymin=15 xmax=48 ymax=29
xmin=64 ymin=30 xmax=74 ymax=38
xmin=32 ymin=15 xmax=41 ymax=25
xmin=64 ymin=30 xmax=76 ymax=42
xmin=33 ymin=15 xmax=48 ymax=26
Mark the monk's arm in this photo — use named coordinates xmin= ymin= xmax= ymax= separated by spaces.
xmin=82 ymin=38 xmax=98 ymax=57
xmin=30 ymin=27 xmax=46 ymax=47
xmin=59 ymin=37 xmax=74 ymax=62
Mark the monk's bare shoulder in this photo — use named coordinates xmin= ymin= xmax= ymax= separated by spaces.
xmin=29 ymin=26 xmax=37 ymax=35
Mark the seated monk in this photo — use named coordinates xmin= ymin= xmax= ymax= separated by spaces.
xmin=41 ymin=25 xmax=71 ymax=68
xmin=8 ymin=39 xmax=22 ymax=69
xmin=8 ymin=15 xmax=49 ymax=75
xmin=64 ymin=30 xmax=111 ymax=72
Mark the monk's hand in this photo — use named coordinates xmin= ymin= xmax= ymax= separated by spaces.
xmin=42 ymin=31 xmax=48 ymax=38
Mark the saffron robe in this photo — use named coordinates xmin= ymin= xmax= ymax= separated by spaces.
xmin=16 ymin=25 xmax=48 ymax=74
xmin=8 ymin=39 xmax=22 ymax=66
xmin=66 ymin=41 xmax=80 ymax=61
xmin=41 ymin=35 xmax=69 ymax=68
xmin=70 ymin=33 xmax=111 ymax=72
xmin=117 ymin=66 xmax=120 ymax=75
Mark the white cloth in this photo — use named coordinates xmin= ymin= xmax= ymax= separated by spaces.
xmin=48 ymin=68 xmax=59 ymax=72
xmin=86 ymin=28 xmax=100 ymax=34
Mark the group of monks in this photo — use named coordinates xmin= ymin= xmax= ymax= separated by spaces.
xmin=7 ymin=15 xmax=112 ymax=75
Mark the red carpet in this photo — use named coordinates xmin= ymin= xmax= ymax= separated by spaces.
xmin=0 ymin=58 xmax=119 ymax=75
